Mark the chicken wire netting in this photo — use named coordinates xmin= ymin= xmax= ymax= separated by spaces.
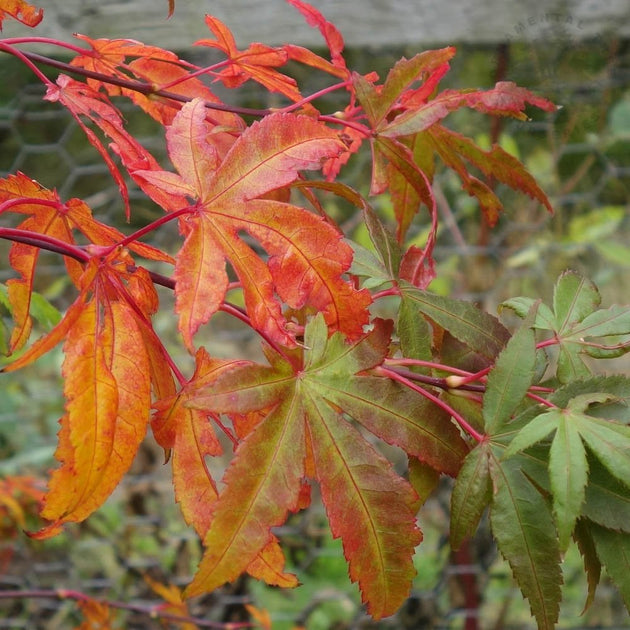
xmin=1 ymin=28 xmax=630 ymax=630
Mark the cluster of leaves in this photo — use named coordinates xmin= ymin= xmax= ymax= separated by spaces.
xmin=1 ymin=0 xmax=630 ymax=627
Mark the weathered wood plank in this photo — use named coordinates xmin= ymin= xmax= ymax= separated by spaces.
xmin=2 ymin=0 xmax=629 ymax=50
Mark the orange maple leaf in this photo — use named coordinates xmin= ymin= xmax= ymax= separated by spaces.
xmin=0 ymin=0 xmax=42 ymax=29
xmin=44 ymin=75 xmax=160 ymax=220
xmin=135 ymin=98 xmax=371 ymax=351
xmin=70 ymin=34 xmax=180 ymax=86
xmin=286 ymin=0 xmax=347 ymax=73
xmin=75 ymin=599 xmax=116 ymax=630
xmin=69 ymin=34 xmax=245 ymax=137
xmin=0 ymin=173 xmax=171 ymax=352
xmin=4 ymin=249 xmax=173 ymax=537
xmin=152 ymin=348 xmax=225 ymax=538
xmin=195 ymin=16 xmax=303 ymax=103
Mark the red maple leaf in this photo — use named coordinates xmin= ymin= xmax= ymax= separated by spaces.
xmin=135 ymin=98 xmax=371 ymax=350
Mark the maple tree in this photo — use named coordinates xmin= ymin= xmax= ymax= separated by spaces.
xmin=1 ymin=0 xmax=630 ymax=628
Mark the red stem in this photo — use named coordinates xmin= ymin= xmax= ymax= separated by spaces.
xmin=386 ymin=357 xmax=472 ymax=377
xmin=155 ymin=58 xmax=235 ymax=90
xmin=278 ymin=80 xmax=352 ymax=113
xmin=318 ymin=113 xmax=370 ymax=136
xmin=372 ymin=286 xmax=401 ymax=300
xmin=0 ymin=227 xmax=90 ymax=263
xmin=454 ymin=365 xmax=492 ymax=386
xmin=116 ymin=206 xmax=193 ymax=250
xmin=0 ymin=36 xmax=93 ymax=56
xmin=527 ymin=392 xmax=557 ymax=408
xmin=386 ymin=366 xmax=485 ymax=394
xmin=147 ymin=270 xmax=291 ymax=360
xmin=0 ymin=42 xmax=53 ymax=86
xmin=0 ymin=197 xmax=62 ymax=216
xmin=106 ymin=272 xmax=186 ymax=387
xmin=10 ymin=49 xmax=272 ymax=117
xmin=537 ymin=337 xmax=559 ymax=349
xmin=377 ymin=366 xmax=485 ymax=442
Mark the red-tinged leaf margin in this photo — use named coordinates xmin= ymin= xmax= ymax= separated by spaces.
xmin=306 ymin=392 xmax=421 ymax=619
xmin=381 ymin=82 xmax=557 ymax=138
xmin=0 ymin=0 xmax=43 ymax=29
xmin=31 ymin=299 xmax=151 ymax=537
xmin=428 ymin=126 xmax=554 ymax=217
xmin=185 ymin=394 xmax=306 ymax=597
xmin=285 ymin=0 xmax=347 ymax=72
xmin=302 ymin=315 xmax=422 ymax=617
xmin=184 ymin=316 xmax=425 ymax=613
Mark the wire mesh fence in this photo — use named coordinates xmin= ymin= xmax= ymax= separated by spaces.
xmin=1 ymin=26 xmax=630 ymax=630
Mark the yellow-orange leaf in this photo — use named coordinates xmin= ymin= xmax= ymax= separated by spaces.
xmin=32 ymin=301 xmax=151 ymax=535
xmin=75 ymin=599 xmax=115 ymax=630
xmin=6 ymin=246 xmax=175 ymax=537
xmin=0 ymin=174 xmax=171 ymax=353
xmin=152 ymin=348 xmax=224 ymax=537
xmin=246 ymin=537 xmax=299 ymax=588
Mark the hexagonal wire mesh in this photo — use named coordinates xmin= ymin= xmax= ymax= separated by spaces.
xmin=1 ymin=25 xmax=630 ymax=630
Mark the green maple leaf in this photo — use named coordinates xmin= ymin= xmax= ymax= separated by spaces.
xmin=504 ymin=392 xmax=630 ymax=552
xmin=488 ymin=448 xmax=563 ymax=630
xmin=501 ymin=271 xmax=630 ymax=382
xmin=183 ymin=314 xmax=468 ymax=618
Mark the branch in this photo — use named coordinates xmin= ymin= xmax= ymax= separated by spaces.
xmin=376 ymin=365 xmax=485 ymax=443
xmin=0 ymin=228 xmax=90 ymax=263
xmin=0 ymin=590 xmax=257 ymax=629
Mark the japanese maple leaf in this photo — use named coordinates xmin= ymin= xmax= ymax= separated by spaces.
xmin=184 ymin=316 xmax=469 ymax=618
xmin=134 ymin=98 xmax=371 ymax=351
xmin=354 ymin=66 xmax=556 ymax=238
xmin=70 ymin=34 xmax=181 ymax=89
xmin=195 ymin=16 xmax=303 ymax=103
xmin=44 ymin=74 xmax=160 ymax=219
xmin=3 ymin=248 xmax=174 ymax=537
xmin=124 ymin=57 xmax=246 ymax=134
xmin=0 ymin=0 xmax=42 ymax=29
xmin=285 ymin=0 xmax=347 ymax=75
xmin=0 ymin=172 xmax=171 ymax=352
xmin=381 ymin=81 xmax=557 ymax=138
xmin=70 ymin=34 xmax=245 ymax=138
xmin=152 ymin=347 xmax=298 ymax=588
